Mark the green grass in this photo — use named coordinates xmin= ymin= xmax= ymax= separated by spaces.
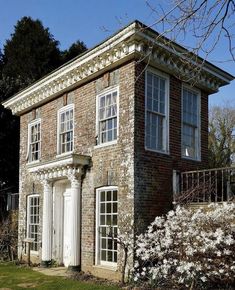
xmin=0 ymin=263 xmax=120 ymax=290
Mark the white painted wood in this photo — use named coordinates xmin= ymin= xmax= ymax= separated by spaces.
xmin=69 ymin=175 xmax=81 ymax=267
xmin=52 ymin=183 xmax=64 ymax=264
xmin=41 ymin=180 xmax=53 ymax=262
xmin=63 ymin=188 xmax=71 ymax=267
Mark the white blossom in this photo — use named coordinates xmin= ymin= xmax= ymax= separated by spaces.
xmin=133 ymin=202 xmax=235 ymax=289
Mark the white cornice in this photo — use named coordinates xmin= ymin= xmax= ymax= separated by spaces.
xmin=27 ymin=153 xmax=91 ymax=181
xmin=2 ymin=21 xmax=234 ymax=115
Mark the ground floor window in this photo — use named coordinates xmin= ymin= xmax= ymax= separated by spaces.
xmin=27 ymin=195 xmax=40 ymax=252
xmin=96 ymin=187 xmax=118 ymax=266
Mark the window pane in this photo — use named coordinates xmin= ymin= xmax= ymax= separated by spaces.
xmin=113 ymin=203 xmax=117 ymax=213
xmin=106 ymin=215 xmax=111 ymax=225
xmin=108 ymin=239 xmax=112 ymax=250
xmin=107 ymin=191 xmax=111 ymax=201
xmin=101 ymin=238 xmax=106 ymax=249
xmin=107 ymin=203 xmax=111 ymax=213
xmin=147 ymin=97 xmax=152 ymax=110
xmin=100 ymin=96 xmax=105 ymax=108
xmin=153 ymin=100 xmax=158 ymax=112
xmin=113 ymin=215 xmax=117 ymax=226
xmin=100 ymin=203 xmax=105 ymax=213
xmin=100 ymin=215 xmax=105 ymax=225
xmin=101 ymin=250 xmax=106 ymax=261
xmin=99 ymin=108 xmax=105 ymax=120
xmin=113 ymin=190 xmax=117 ymax=201
xmin=108 ymin=251 xmax=113 ymax=262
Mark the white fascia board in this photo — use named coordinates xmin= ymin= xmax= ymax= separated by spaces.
xmin=2 ymin=22 xmax=137 ymax=113
xmin=136 ymin=30 xmax=234 ymax=85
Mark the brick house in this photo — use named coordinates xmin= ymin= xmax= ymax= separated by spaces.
xmin=2 ymin=21 xmax=233 ymax=279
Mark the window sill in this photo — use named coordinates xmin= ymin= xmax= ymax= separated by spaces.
xmin=26 ymin=160 xmax=40 ymax=166
xmin=23 ymin=251 xmax=39 ymax=256
xmin=145 ymin=147 xmax=170 ymax=156
xmin=93 ymin=264 xmax=117 ymax=272
xmin=182 ymin=156 xmax=201 ymax=162
xmin=94 ymin=140 xmax=117 ymax=149
xmin=56 ymin=151 xmax=74 ymax=159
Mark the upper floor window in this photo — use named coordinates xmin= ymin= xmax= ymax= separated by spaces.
xmin=97 ymin=89 xmax=118 ymax=145
xmin=58 ymin=104 xmax=74 ymax=155
xmin=28 ymin=119 xmax=41 ymax=162
xmin=27 ymin=195 xmax=40 ymax=253
xmin=145 ymin=69 xmax=169 ymax=153
xmin=182 ymin=86 xmax=200 ymax=160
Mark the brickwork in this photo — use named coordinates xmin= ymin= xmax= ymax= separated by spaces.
xmin=18 ymin=58 xmax=209 ymax=279
xmin=18 ymin=61 xmax=136 ymax=277
xmin=134 ymin=63 xmax=209 ymax=228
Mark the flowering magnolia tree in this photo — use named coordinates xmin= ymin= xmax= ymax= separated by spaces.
xmin=116 ymin=213 xmax=134 ymax=284
xmin=133 ymin=203 xmax=235 ymax=289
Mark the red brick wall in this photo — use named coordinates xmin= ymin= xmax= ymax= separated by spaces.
xmin=18 ymin=59 xmax=209 ymax=275
xmin=18 ymin=61 xmax=136 ymax=276
xmin=134 ymin=63 xmax=209 ymax=227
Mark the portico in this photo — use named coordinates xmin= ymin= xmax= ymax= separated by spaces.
xmin=27 ymin=154 xmax=90 ymax=270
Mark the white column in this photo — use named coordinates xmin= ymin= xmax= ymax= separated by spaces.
xmin=41 ymin=179 xmax=53 ymax=265
xmin=68 ymin=174 xmax=81 ymax=269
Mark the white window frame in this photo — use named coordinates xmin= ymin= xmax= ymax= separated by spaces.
xmin=95 ymin=186 xmax=118 ymax=268
xmin=27 ymin=194 xmax=40 ymax=255
xmin=181 ymin=85 xmax=201 ymax=161
xmin=27 ymin=119 xmax=41 ymax=163
xmin=57 ymin=104 xmax=74 ymax=156
xmin=145 ymin=68 xmax=169 ymax=154
xmin=95 ymin=87 xmax=119 ymax=148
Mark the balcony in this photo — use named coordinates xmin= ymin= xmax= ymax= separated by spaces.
xmin=173 ymin=167 xmax=235 ymax=205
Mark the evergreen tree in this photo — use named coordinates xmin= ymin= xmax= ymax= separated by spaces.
xmin=0 ymin=16 xmax=87 ymax=200
xmin=1 ymin=17 xmax=61 ymax=99
xmin=61 ymin=40 xmax=87 ymax=63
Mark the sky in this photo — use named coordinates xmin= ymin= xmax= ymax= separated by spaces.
xmin=0 ymin=0 xmax=234 ymax=107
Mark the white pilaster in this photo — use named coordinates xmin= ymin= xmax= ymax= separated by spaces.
xmin=41 ymin=179 xmax=53 ymax=264
xmin=68 ymin=173 xmax=81 ymax=269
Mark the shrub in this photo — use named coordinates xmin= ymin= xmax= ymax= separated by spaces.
xmin=133 ymin=203 xmax=235 ymax=289
xmin=0 ymin=213 xmax=18 ymax=261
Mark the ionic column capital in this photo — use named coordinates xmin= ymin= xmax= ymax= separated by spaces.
xmin=41 ymin=179 xmax=52 ymax=190
xmin=67 ymin=172 xmax=81 ymax=187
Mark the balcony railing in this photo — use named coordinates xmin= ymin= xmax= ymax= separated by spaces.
xmin=173 ymin=167 xmax=235 ymax=205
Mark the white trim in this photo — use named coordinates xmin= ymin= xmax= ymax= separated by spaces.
xmin=144 ymin=67 xmax=170 ymax=154
xmin=2 ymin=21 xmax=232 ymax=116
xmin=27 ymin=194 xmax=40 ymax=255
xmin=95 ymin=186 xmax=118 ymax=269
xmin=181 ymin=84 xmax=201 ymax=161
xmin=94 ymin=140 xmax=117 ymax=150
xmin=57 ymin=103 xmax=74 ymax=156
xmin=96 ymin=86 xmax=119 ymax=147
xmin=27 ymin=118 xmax=41 ymax=163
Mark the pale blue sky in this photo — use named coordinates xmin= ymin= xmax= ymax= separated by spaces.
xmin=0 ymin=0 xmax=234 ymax=106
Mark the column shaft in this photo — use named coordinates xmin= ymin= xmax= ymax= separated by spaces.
xmin=69 ymin=175 xmax=81 ymax=269
xmin=41 ymin=180 xmax=53 ymax=265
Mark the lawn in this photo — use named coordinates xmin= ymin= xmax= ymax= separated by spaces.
xmin=0 ymin=263 xmax=121 ymax=290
